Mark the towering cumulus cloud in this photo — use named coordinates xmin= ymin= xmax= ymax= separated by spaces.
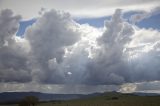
xmin=0 ymin=9 xmax=31 ymax=82
xmin=85 ymin=9 xmax=160 ymax=85
xmin=85 ymin=9 xmax=134 ymax=85
xmin=25 ymin=10 xmax=81 ymax=83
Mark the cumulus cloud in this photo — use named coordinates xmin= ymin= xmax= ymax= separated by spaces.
xmin=85 ymin=9 xmax=134 ymax=85
xmin=0 ymin=9 xmax=21 ymax=47
xmin=25 ymin=9 xmax=81 ymax=83
xmin=125 ymin=29 xmax=160 ymax=82
xmin=0 ymin=7 xmax=160 ymax=93
xmin=83 ymin=9 xmax=160 ymax=85
xmin=0 ymin=9 xmax=31 ymax=82
xmin=119 ymin=83 xmax=137 ymax=93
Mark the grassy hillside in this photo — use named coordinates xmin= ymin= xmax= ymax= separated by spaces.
xmin=2 ymin=92 xmax=160 ymax=106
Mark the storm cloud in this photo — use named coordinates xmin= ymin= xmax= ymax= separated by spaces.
xmin=0 ymin=8 xmax=160 ymax=94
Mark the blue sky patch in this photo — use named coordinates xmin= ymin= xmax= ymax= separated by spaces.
xmin=75 ymin=11 xmax=141 ymax=28
xmin=75 ymin=16 xmax=111 ymax=28
xmin=16 ymin=12 xmax=160 ymax=36
xmin=136 ymin=13 xmax=160 ymax=30
xmin=16 ymin=19 xmax=36 ymax=36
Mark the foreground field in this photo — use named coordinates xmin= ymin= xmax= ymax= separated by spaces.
xmin=2 ymin=92 xmax=160 ymax=106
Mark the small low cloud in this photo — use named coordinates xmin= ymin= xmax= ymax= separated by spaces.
xmin=130 ymin=6 xmax=160 ymax=24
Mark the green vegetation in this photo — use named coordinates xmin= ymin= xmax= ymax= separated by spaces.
xmin=18 ymin=96 xmax=39 ymax=106
xmin=2 ymin=92 xmax=160 ymax=106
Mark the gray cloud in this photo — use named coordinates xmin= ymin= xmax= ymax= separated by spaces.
xmin=0 ymin=7 xmax=160 ymax=94
xmin=85 ymin=9 xmax=134 ymax=85
xmin=25 ymin=9 xmax=81 ymax=84
xmin=1 ymin=0 xmax=160 ymax=19
xmin=0 ymin=9 xmax=21 ymax=47
xmin=0 ymin=9 xmax=31 ymax=82
xmin=0 ymin=82 xmax=119 ymax=94
xmin=81 ymin=9 xmax=160 ymax=85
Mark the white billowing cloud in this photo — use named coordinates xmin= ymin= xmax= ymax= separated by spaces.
xmin=0 ymin=0 xmax=160 ymax=19
xmin=125 ymin=28 xmax=160 ymax=82
xmin=55 ymin=24 xmax=102 ymax=84
xmin=119 ymin=83 xmax=137 ymax=93
xmin=79 ymin=9 xmax=160 ymax=85
xmin=25 ymin=9 xmax=81 ymax=83
xmin=85 ymin=9 xmax=134 ymax=85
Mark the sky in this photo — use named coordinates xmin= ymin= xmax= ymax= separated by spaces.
xmin=0 ymin=0 xmax=160 ymax=94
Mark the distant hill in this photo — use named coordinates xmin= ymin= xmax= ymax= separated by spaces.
xmin=0 ymin=92 xmax=103 ymax=104
xmin=133 ymin=92 xmax=160 ymax=96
